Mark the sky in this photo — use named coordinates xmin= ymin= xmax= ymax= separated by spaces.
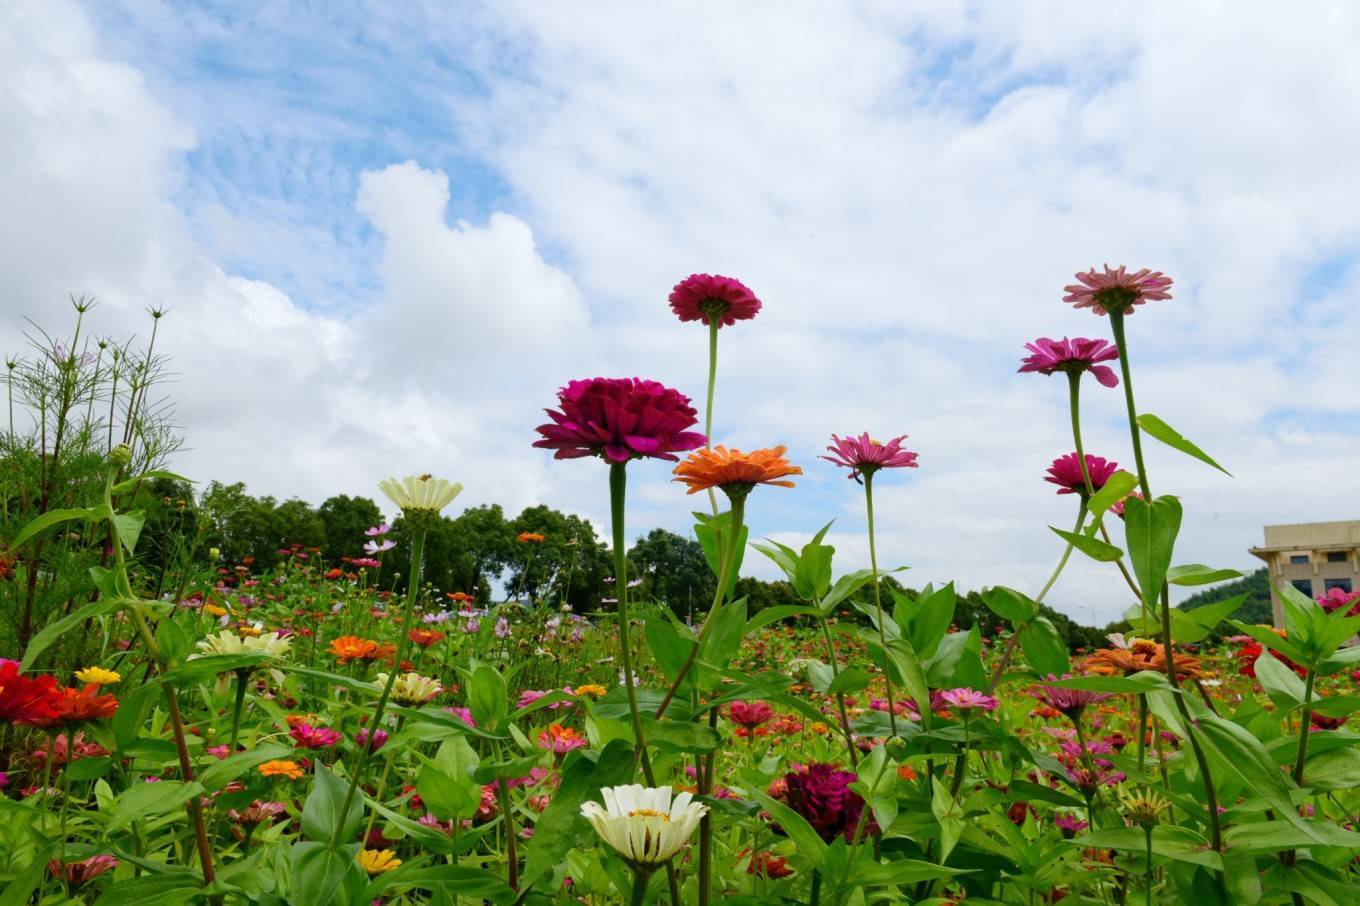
xmin=3 ymin=1 xmax=1359 ymax=624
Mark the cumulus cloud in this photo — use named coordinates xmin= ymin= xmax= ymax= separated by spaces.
xmin=4 ymin=0 xmax=1360 ymax=623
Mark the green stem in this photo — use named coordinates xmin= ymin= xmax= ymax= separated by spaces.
xmin=1135 ymin=694 xmax=1148 ymax=781
xmin=810 ymin=870 xmax=822 ymax=906
xmin=1293 ymin=669 xmax=1316 ymax=784
xmin=630 ymin=867 xmax=655 ymax=906
xmin=817 ymin=616 xmax=859 ymax=768
xmin=1109 ymin=311 xmax=1224 ymax=859
xmin=330 ymin=521 xmax=427 ymax=849
xmin=1144 ymin=825 xmax=1154 ymax=906
xmin=863 ymin=471 xmax=898 ymax=738
xmin=704 ymin=319 xmax=720 ymax=516
xmin=229 ymin=668 xmax=249 ymax=753
xmin=610 ymin=464 xmax=656 ymax=784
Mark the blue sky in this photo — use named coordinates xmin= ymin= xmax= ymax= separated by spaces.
xmin=5 ymin=1 xmax=1360 ymax=623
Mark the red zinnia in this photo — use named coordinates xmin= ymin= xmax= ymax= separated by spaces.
xmin=781 ymin=763 xmax=878 ymax=843
xmin=35 ymin=685 xmax=119 ymax=727
xmin=1045 ymin=453 xmax=1118 ymax=496
xmin=727 ymin=700 xmax=774 ymax=728
xmin=668 ymin=273 xmax=761 ymax=327
xmin=533 ymin=378 xmax=706 ymax=464
xmin=0 ymin=661 xmax=60 ymax=726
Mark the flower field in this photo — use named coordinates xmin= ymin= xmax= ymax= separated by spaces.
xmin=2 ymin=269 xmax=1359 ymax=905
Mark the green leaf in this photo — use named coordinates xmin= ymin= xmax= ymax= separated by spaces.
xmin=981 ymin=586 xmax=1038 ymax=624
xmin=820 ymin=568 xmax=886 ymax=615
xmin=693 ymin=510 xmax=747 ymax=595
xmin=289 ymin=842 xmax=363 ymax=906
xmin=645 ymin=618 xmax=697 ymax=685
xmin=1172 ymin=593 xmax=1248 ymax=643
xmin=825 ymin=667 xmax=871 ymax=696
xmin=1195 ymin=712 xmax=1319 ymax=841
xmin=909 ymin=582 xmax=956 ymax=659
xmin=751 ymin=539 xmax=800 ymax=585
xmin=110 ymin=469 xmax=193 ymax=496
xmin=522 ymin=740 xmax=635 ymax=889
xmin=467 ymin=662 xmax=508 ymax=731
xmin=1124 ymin=495 xmax=1182 ymax=607
xmin=744 ymin=604 xmax=818 ymax=634
xmin=794 ymin=522 xmax=835 ymax=600
xmin=300 ymin=762 xmax=363 ymax=844
xmin=1050 ymin=526 xmax=1124 ymax=562
xmin=930 ymin=776 xmax=965 ymax=863
xmin=1074 ymin=826 xmax=1222 ymax=870
xmin=10 ymin=506 xmax=100 ymax=548
xmin=93 ymin=872 xmax=204 ymax=906
xmin=1043 ymin=671 xmax=1171 ymax=694
xmin=750 ymin=789 xmax=827 ymax=870
xmin=1137 ymin=413 xmax=1231 ymax=475
xmin=198 ymin=743 xmax=294 ymax=791
xmin=417 ymin=762 xmax=478 ymax=821
xmin=112 ymin=509 xmax=146 ymax=555
xmin=108 ymin=780 xmax=203 ymax=831
xmin=644 ymin=718 xmax=724 ymax=753
xmin=161 ymin=652 xmax=275 ymax=685
xmin=154 ymin=618 xmax=192 ymax=667
xmin=1167 ymin=564 xmax=1243 ymax=586
xmin=1253 ymin=650 xmax=1307 ymax=710
xmin=364 ymin=864 xmax=515 ymax=903
xmin=1084 ymin=469 xmax=1140 ymax=534
xmin=1019 ymin=617 xmax=1070 ymax=677
xmin=696 ymin=596 xmax=747 ymax=690
xmin=21 ymin=598 xmax=122 ymax=670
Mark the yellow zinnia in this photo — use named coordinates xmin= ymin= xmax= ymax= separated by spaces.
xmin=357 ymin=849 xmax=402 ymax=875
xmin=74 ymin=667 xmax=121 ymax=686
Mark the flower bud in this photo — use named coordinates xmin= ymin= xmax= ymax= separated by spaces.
xmin=109 ymin=444 xmax=133 ymax=468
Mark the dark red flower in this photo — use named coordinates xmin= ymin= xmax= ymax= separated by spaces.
xmin=533 ymin=378 xmax=706 ymax=464
xmin=1044 ymin=453 xmax=1118 ymax=496
xmin=781 ymin=762 xmax=878 ymax=843
xmin=668 ymin=273 xmax=761 ymax=327
xmin=728 ymin=700 xmax=774 ymax=728
xmin=0 ymin=661 xmax=61 ymax=726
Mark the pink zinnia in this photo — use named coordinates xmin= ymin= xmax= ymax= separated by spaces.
xmin=1031 ymin=676 xmax=1112 ymax=717
xmin=668 ymin=273 xmax=762 ymax=327
xmin=533 ymin=378 xmax=707 ymax=464
xmin=1317 ymin=586 xmax=1360 ymax=617
xmin=1045 ymin=453 xmax=1118 ymax=496
xmin=1018 ymin=337 xmax=1120 ymax=388
xmin=1063 ymin=265 xmax=1173 ymax=316
xmin=821 ymin=433 xmax=919 ymax=482
xmin=728 ymin=700 xmax=774 ymax=727
xmin=289 ymin=724 xmax=343 ymax=749
xmin=939 ymin=687 xmax=998 ymax=713
xmin=48 ymin=854 xmax=118 ymax=887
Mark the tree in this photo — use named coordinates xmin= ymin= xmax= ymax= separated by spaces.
xmin=318 ymin=494 xmax=383 ymax=561
xmin=627 ymin=528 xmax=716 ymax=619
xmin=508 ymin=505 xmax=610 ymax=608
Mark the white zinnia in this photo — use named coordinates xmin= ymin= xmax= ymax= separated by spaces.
xmin=375 ymin=672 xmax=443 ymax=704
xmin=378 ymin=475 xmax=463 ymax=514
xmin=580 ymin=785 xmax=707 ymax=868
xmin=194 ymin=630 xmax=292 ymax=659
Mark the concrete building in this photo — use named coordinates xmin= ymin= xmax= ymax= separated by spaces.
xmin=1249 ymin=520 xmax=1360 ymax=626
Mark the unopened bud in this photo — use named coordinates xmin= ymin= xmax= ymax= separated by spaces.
xmin=109 ymin=444 xmax=133 ymax=468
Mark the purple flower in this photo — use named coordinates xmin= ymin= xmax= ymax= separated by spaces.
xmin=365 ymin=524 xmax=391 ymax=537
xmin=781 ymin=763 xmax=878 ymax=843
xmin=1018 ymin=337 xmax=1120 ymax=388
xmin=355 ymin=728 xmax=388 ymax=752
xmin=532 ymin=378 xmax=707 ymax=464
xmin=1054 ymin=813 xmax=1088 ymax=836
xmin=494 ymin=617 xmax=510 ymax=639
xmin=1031 ymin=676 xmax=1113 ymax=718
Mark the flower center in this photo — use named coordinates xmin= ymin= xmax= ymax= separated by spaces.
xmin=698 ymin=298 xmax=731 ymax=318
xmin=1093 ymin=286 xmax=1140 ymax=313
xmin=628 ymin=809 xmax=671 ymax=821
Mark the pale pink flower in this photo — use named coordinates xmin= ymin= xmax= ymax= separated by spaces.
xmin=1063 ymin=265 xmax=1173 ymax=316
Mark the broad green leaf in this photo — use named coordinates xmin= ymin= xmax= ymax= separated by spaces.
xmin=417 ymin=762 xmax=478 ymax=821
xmin=1137 ymin=413 xmax=1231 ymax=475
xmin=1019 ymin=617 xmax=1070 ymax=677
xmin=1124 ymin=495 xmax=1182 ymax=607
xmin=1074 ymin=826 xmax=1222 ymax=870
xmin=198 ymin=743 xmax=293 ymax=791
xmin=794 ymin=523 xmax=835 ymax=600
xmin=696 ymin=596 xmax=747 ymax=690
xmin=10 ymin=506 xmax=100 ymax=549
xmin=910 ymin=582 xmax=956 ymax=659
xmin=930 ymin=776 xmax=965 ymax=863
xmin=1043 ymin=671 xmax=1170 ymax=694
xmin=744 ymin=604 xmax=818 ymax=634
xmin=644 ymin=718 xmax=724 ymax=753
xmin=1173 ymin=593 xmax=1248 ymax=643
xmin=1084 ymin=470 xmax=1140 ymax=534
xmin=820 ymin=568 xmax=887 ymax=615
xmin=108 ymin=780 xmax=203 ymax=831
xmin=289 ymin=842 xmax=363 ymax=906
xmin=110 ymin=469 xmax=193 ymax=496
xmin=1167 ymin=564 xmax=1243 ymax=586
xmin=300 ymin=762 xmax=363 ymax=844
xmin=1050 ymin=526 xmax=1124 ymax=562
xmin=21 ymin=598 xmax=122 ymax=670
xmin=825 ymin=667 xmax=871 ymax=696
xmin=112 ymin=509 xmax=146 ymax=555
xmin=645 ymin=618 xmax=697 ymax=685
xmin=750 ymin=789 xmax=828 ymax=869
xmin=522 ymin=741 xmax=636 ymax=889
xmin=93 ymin=872 xmax=203 ymax=906
xmin=1195 ymin=712 xmax=1319 ymax=841
xmin=750 ymin=539 xmax=799 ymax=585
xmin=467 ymin=662 xmax=508 ymax=730
xmin=364 ymin=864 xmax=515 ymax=903
xmin=981 ymin=586 xmax=1038 ymax=624
xmin=1253 ymin=650 xmax=1307 ymax=710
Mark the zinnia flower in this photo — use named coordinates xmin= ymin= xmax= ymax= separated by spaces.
xmin=1317 ymin=586 xmax=1360 ymax=617
xmin=375 ymin=672 xmax=442 ymax=705
xmin=538 ymin=723 xmax=588 ymax=754
xmin=36 ymin=685 xmax=119 ymax=727
xmin=1044 ymin=453 xmax=1118 ymax=496
xmin=668 ymin=273 xmax=761 ymax=327
xmin=73 ymin=667 xmax=120 ymax=686
xmin=580 ymin=785 xmax=708 ymax=869
xmin=1018 ymin=337 xmax=1120 ymax=388
xmin=782 ymin=763 xmax=878 ymax=843
xmin=328 ymin=636 xmax=381 ymax=663
xmin=378 ymin=475 xmax=463 ymax=515
xmin=258 ymin=759 xmax=305 ymax=780
xmin=1063 ymin=265 xmax=1173 ymax=316
xmin=727 ymin=700 xmax=774 ymax=728
xmin=1031 ymin=676 xmax=1112 ymax=718
xmin=47 ymin=854 xmax=117 ymax=887
xmin=672 ymin=445 xmax=801 ymax=496
xmin=194 ymin=630 xmax=292 ymax=659
xmin=407 ymin=628 xmax=445 ymax=647
xmin=939 ymin=688 xmax=998 ymax=713
xmin=290 ymin=723 xmax=343 ymax=749
xmin=357 ymin=849 xmax=402 ymax=875
xmin=821 ymin=433 xmax=919 ymax=482
xmin=517 ymin=532 xmax=546 ymax=543
xmin=532 ymin=378 xmax=706 ymax=464
xmin=0 ymin=662 xmax=60 ymax=725
xmin=227 ymin=800 xmax=287 ymax=827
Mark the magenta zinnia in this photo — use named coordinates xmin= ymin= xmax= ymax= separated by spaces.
xmin=533 ymin=378 xmax=707 ymax=464
xmin=668 ymin=273 xmax=762 ymax=327
xmin=1063 ymin=265 xmax=1173 ymax=316
xmin=939 ymin=687 xmax=998 ymax=713
xmin=1045 ymin=453 xmax=1118 ymax=496
xmin=1031 ymin=676 xmax=1113 ymax=718
xmin=781 ymin=763 xmax=878 ymax=843
xmin=821 ymin=433 xmax=919 ymax=482
xmin=1018 ymin=337 xmax=1120 ymax=388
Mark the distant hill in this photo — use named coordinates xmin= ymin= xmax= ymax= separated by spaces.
xmin=1177 ymin=567 xmax=1272 ymax=626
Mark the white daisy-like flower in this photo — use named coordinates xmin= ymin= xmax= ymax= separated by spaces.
xmin=194 ymin=630 xmax=292 ymax=659
xmin=375 ymin=672 xmax=443 ymax=705
xmin=580 ymin=785 xmax=707 ymax=868
xmin=378 ymin=475 xmax=463 ymax=515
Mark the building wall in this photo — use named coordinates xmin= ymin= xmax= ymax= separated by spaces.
xmin=1252 ymin=520 xmax=1360 ymax=626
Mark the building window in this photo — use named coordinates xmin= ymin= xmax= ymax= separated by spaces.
xmin=1326 ymin=551 xmax=1348 ymax=563
xmin=1289 ymin=554 xmax=1309 ymax=565
xmin=1291 ymin=579 xmax=1313 ymax=597
xmin=1325 ymin=578 xmax=1353 ymax=593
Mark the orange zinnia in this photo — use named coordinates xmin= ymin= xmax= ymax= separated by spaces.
xmin=672 ymin=445 xmax=802 ymax=496
xmin=328 ymin=635 xmax=381 ymax=663
xmin=259 ymin=759 xmax=305 ymax=780
xmin=35 ymin=685 xmax=119 ymax=727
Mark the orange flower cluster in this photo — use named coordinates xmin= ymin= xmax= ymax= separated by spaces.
xmin=328 ymin=635 xmax=388 ymax=663
xmin=1084 ymin=638 xmax=1202 ymax=681
xmin=672 ymin=445 xmax=802 ymax=495
xmin=33 ymin=685 xmax=119 ymax=728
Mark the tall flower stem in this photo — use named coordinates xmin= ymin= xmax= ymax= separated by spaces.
xmin=704 ymin=320 xmax=720 ymax=516
xmin=609 ymin=464 xmax=656 ymax=781
xmin=653 ymin=491 xmax=747 ymax=720
xmin=1108 ymin=311 xmax=1223 ymax=856
xmin=330 ymin=520 xmax=427 ymax=849
xmin=1067 ymin=372 xmax=1142 ymax=599
xmin=863 ymin=470 xmax=898 ymax=738
xmin=629 ymin=868 xmax=654 ymax=906
xmin=817 ymin=616 xmax=859 ymax=768
xmin=228 ymin=667 xmax=249 ymax=753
